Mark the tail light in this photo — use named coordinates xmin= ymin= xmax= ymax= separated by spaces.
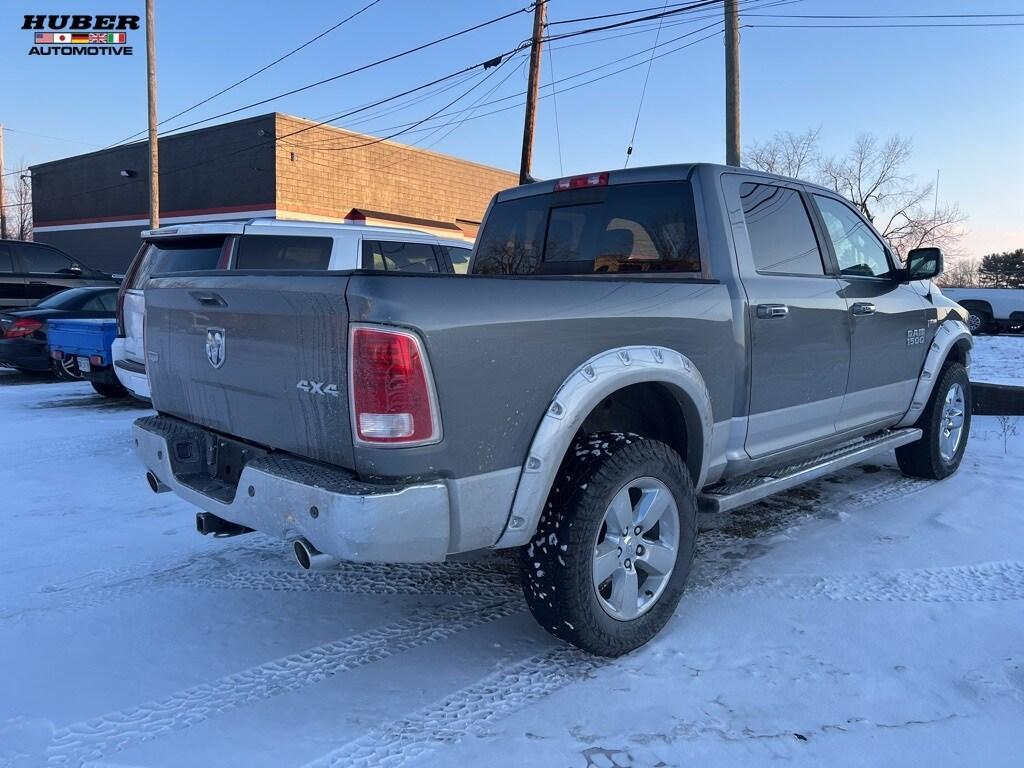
xmin=349 ymin=326 xmax=440 ymax=446
xmin=3 ymin=318 xmax=43 ymax=339
xmin=117 ymin=243 xmax=148 ymax=337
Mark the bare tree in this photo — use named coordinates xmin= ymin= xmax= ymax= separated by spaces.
xmin=4 ymin=162 xmax=32 ymax=241
xmin=743 ymin=127 xmax=821 ymax=178
xmin=744 ymin=130 xmax=967 ymax=260
xmin=936 ymin=255 xmax=979 ymax=288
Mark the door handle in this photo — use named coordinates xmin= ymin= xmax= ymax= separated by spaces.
xmin=851 ymin=302 xmax=876 ymax=316
xmin=756 ymin=303 xmax=789 ymax=319
xmin=190 ymin=291 xmax=227 ymax=307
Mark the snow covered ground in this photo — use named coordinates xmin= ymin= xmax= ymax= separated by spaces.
xmin=971 ymin=334 xmax=1024 ymax=386
xmin=1 ymin=369 xmax=1022 ymax=768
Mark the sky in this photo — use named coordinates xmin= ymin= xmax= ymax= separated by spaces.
xmin=2 ymin=0 xmax=1022 ymax=257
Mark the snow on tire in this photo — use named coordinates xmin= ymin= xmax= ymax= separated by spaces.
xmin=520 ymin=432 xmax=698 ymax=657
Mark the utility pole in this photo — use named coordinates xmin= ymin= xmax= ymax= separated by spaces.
xmin=519 ymin=0 xmax=546 ymax=184
xmin=145 ymin=0 xmax=160 ymax=228
xmin=0 ymin=123 xmax=7 ymax=239
xmin=724 ymin=0 xmax=741 ymax=166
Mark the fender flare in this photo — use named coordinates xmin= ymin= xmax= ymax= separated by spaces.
xmin=896 ymin=318 xmax=973 ymax=428
xmin=494 ymin=346 xmax=714 ymax=548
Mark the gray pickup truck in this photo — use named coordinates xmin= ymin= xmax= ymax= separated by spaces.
xmin=134 ymin=163 xmax=972 ymax=656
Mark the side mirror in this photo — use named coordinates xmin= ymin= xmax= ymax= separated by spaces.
xmin=905 ymin=247 xmax=943 ymax=282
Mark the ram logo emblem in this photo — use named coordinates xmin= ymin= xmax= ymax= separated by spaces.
xmin=297 ymin=380 xmax=340 ymax=397
xmin=907 ymin=328 xmax=927 ymax=346
xmin=205 ymin=328 xmax=226 ymax=369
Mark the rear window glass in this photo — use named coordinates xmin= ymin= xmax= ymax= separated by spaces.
xmin=0 ymin=244 xmax=12 ymax=273
xmin=131 ymin=236 xmax=226 ymax=288
xmin=234 ymin=235 xmax=332 ymax=271
xmin=472 ymin=181 xmax=701 ymax=276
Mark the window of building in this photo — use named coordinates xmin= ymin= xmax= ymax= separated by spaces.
xmin=740 ymin=183 xmax=825 ymax=276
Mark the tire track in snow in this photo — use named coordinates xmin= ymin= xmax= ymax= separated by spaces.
xmin=303 ymin=646 xmax=606 ymax=768
xmin=709 ymin=560 xmax=1024 ymax=603
xmin=4 ymin=541 xmax=518 ymax=621
xmin=44 ymin=596 xmax=523 ymax=768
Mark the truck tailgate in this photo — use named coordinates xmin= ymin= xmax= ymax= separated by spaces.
xmin=144 ymin=273 xmax=354 ymax=468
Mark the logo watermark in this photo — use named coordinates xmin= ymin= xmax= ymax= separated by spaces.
xmin=23 ymin=14 xmax=138 ymax=56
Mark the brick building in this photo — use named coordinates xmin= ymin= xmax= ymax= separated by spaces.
xmin=30 ymin=112 xmax=517 ymax=273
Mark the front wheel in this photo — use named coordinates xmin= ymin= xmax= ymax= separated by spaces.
xmin=896 ymin=363 xmax=971 ymax=480
xmin=520 ymin=433 xmax=697 ymax=657
xmin=966 ymin=309 xmax=991 ymax=335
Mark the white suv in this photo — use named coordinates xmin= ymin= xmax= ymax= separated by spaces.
xmin=113 ymin=218 xmax=473 ymax=401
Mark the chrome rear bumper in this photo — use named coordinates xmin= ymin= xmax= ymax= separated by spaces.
xmin=133 ymin=415 xmax=451 ymax=562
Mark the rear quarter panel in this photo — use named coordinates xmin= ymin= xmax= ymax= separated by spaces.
xmin=346 ymin=273 xmax=736 ymax=481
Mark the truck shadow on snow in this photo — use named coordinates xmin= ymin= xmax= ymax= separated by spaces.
xmin=30 ymin=393 xmax=153 ymax=412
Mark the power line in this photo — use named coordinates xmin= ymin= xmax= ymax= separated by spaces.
xmin=545 ymin=39 xmax=564 ymax=175
xmin=747 ymin=22 xmax=1024 ymax=28
xmin=4 ymin=128 xmax=99 ymax=148
xmin=298 ymin=18 xmax=725 ymax=142
xmin=548 ymin=0 xmax=719 ymax=26
xmin=624 ymin=0 xmax=670 ymax=167
xmin=746 ymin=12 xmax=1024 ymax=19
xmin=145 ymin=6 xmax=534 ymax=142
xmin=107 ymin=0 xmax=386 ymax=148
xmin=544 ymin=0 xmax=723 ymax=42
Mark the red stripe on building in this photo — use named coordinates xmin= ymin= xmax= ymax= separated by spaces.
xmin=34 ymin=203 xmax=276 ymax=228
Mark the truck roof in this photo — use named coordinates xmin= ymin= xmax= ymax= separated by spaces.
xmin=496 ymin=162 xmax=838 ymax=202
xmin=140 ymin=218 xmax=472 ymax=247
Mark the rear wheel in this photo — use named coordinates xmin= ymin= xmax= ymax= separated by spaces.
xmin=520 ymin=433 xmax=697 ymax=657
xmin=51 ymin=357 xmax=82 ymax=381
xmin=896 ymin=362 xmax=971 ymax=480
xmin=91 ymin=380 xmax=128 ymax=398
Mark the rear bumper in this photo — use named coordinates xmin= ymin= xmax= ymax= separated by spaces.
xmin=0 ymin=339 xmax=49 ymax=371
xmin=112 ymin=339 xmax=151 ymax=400
xmin=133 ymin=415 xmax=452 ymax=562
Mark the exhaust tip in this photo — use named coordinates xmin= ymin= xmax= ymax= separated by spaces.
xmin=293 ymin=539 xmax=312 ymax=570
xmin=146 ymin=471 xmax=169 ymax=493
xmin=293 ymin=538 xmax=339 ymax=571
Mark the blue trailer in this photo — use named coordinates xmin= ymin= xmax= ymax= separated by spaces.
xmin=47 ymin=318 xmax=127 ymax=398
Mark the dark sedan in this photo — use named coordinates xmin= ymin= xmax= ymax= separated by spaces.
xmin=0 ymin=286 xmax=118 ymax=375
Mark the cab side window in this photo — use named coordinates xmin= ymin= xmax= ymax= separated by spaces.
xmin=740 ymin=182 xmax=825 ymax=276
xmin=364 ymin=240 xmax=440 ymax=273
xmin=0 ymin=244 xmax=13 ymax=272
xmin=17 ymin=244 xmax=76 ymax=274
xmin=813 ymin=195 xmax=893 ymax=278
xmin=447 ymin=246 xmax=472 ymax=274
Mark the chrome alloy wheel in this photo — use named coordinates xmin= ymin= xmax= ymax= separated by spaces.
xmin=939 ymin=382 xmax=967 ymax=462
xmin=592 ymin=477 xmax=680 ymax=621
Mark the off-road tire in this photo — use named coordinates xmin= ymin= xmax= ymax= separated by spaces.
xmin=520 ymin=432 xmax=698 ymax=657
xmin=91 ymin=380 xmax=129 ymax=398
xmin=896 ymin=362 xmax=971 ymax=480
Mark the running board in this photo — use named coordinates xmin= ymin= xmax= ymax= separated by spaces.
xmin=699 ymin=428 xmax=923 ymax=514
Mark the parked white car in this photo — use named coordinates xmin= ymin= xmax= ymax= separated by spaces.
xmin=940 ymin=287 xmax=1024 ymax=335
xmin=113 ymin=218 xmax=473 ymax=401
